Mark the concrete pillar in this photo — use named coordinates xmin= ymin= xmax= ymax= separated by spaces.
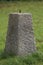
xmin=5 ymin=13 xmax=36 ymax=56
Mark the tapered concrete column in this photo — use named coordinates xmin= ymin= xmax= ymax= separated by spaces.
xmin=5 ymin=13 xmax=36 ymax=56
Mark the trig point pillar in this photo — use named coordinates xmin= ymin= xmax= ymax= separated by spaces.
xmin=5 ymin=13 xmax=36 ymax=56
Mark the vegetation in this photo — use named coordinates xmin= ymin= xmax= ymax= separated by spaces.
xmin=0 ymin=1 xmax=43 ymax=65
xmin=0 ymin=0 xmax=43 ymax=2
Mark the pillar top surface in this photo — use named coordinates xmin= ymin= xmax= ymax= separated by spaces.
xmin=9 ymin=13 xmax=32 ymax=15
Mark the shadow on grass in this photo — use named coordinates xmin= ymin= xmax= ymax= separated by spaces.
xmin=0 ymin=51 xmax=43 ymax=65
xmin=0 ymin=51 xmax=15 ymax=60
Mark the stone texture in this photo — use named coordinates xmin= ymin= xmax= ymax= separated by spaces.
xmin=5 ymin=13 xmax=36 ymax=56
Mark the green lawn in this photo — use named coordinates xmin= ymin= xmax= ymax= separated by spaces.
xmin=0 ymin=1 xmax=43 ymax=65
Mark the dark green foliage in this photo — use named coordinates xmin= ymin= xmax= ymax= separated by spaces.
xmin=0 ymin=0 xmax=43 ymax=1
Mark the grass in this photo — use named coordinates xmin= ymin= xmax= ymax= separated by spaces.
xmin=0 ymin=1 xmax=43 ymax=65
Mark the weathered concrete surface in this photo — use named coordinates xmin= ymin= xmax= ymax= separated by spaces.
xmin=5 ymin=13 xmax=36 ymax=56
